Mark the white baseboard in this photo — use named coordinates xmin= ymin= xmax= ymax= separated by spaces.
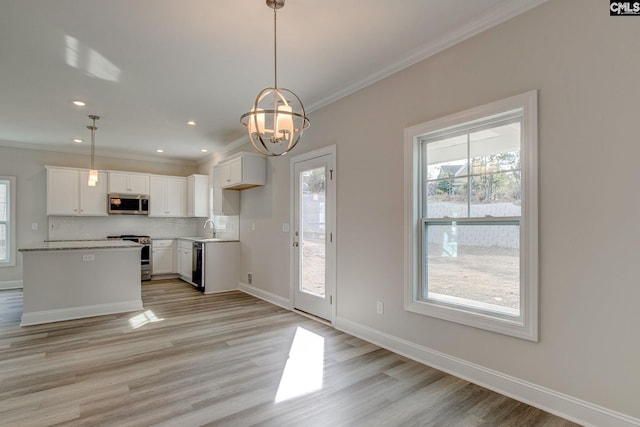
xmin=238 ymin=282 xmax=291 ymax=310
xmin=0 ymin=280 xmax=23 ymax=290
xmin=21 ymin=300 xmax=144 ymax=326
xmin=335 ymin=316 xmax=640 ymax=427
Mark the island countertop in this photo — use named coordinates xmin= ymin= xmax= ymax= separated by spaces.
xmin=19 ymin=240 xmax=141 ymax=252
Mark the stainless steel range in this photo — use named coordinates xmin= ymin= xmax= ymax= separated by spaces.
xmin=108 ymin=235 xmax=152 ymax=281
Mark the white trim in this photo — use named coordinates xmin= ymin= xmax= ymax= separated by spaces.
xmin=0 ymin=280 xmax=22 ymax=290
xmin=20 ymin=300 xmax=144 ymax=326
xmin=335 ymin=316 xmax=640 ymax=427
xmin=222 ymin=136 xmax=251 ymax=154
xmin=307 ymin=1 xmax=550 ymax=113
xmin=238 ymin=282 xmax=291 ymax=310
xmin=404 ymin=91 xmax=538 ymax=341
xmin=0 ymin=176 xmax=17 ymax=268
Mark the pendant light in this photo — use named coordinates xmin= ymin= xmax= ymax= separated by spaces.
xmin=240 ymin=0 xmax=309 ymax=157
xmin=87 ymin=115 xmax=99 ymax=187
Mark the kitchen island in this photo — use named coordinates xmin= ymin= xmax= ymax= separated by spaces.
xmin=19 ymin=240 xmax=143 ymax=326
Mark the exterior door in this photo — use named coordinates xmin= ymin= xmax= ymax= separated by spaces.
xmin=291 ymin=146 xmax=336 ymax=322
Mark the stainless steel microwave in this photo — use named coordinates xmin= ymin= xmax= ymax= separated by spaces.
xmin=108 ymin=194 xmax=149 ymax=215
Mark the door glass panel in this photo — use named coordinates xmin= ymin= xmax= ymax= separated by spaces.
xmin=300 ymin=167 xmax=326 ymax=297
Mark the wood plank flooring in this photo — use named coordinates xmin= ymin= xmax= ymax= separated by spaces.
xmin=0 ymin=280 xmax=580 ymax=426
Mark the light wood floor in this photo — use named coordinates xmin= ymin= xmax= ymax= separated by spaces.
xmin=0 ymin=280 xmax=579 ymax=426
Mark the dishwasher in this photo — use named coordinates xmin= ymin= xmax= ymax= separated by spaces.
xmin=192 ymin=242 xmax=205 ymax=292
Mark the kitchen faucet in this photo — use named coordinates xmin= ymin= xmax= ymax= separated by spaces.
xmin=203 ymin=218 xmax=216 ymax=238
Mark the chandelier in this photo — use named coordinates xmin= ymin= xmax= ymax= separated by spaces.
xmin=87 ymin=115 xmax=99 ymax=187
xmin=240 ymin=0 xmax=309 ymax=157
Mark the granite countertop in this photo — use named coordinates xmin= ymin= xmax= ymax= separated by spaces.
xmin=19 ymin=240 xmax=142 ymax=252
xmin=162 ymin=237 xmax=240 ymax=243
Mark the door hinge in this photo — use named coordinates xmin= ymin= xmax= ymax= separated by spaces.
xmin=330 ymin=169 xmax=334 ymax=180
xmin=330 ymin=295 xmax=333 ymax=304
xmin=330 ymin=233 xmax=333 ymax=243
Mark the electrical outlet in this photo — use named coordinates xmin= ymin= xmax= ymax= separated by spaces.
xmin=248 ymin=272 xmax=252 ymax=284
xmin=82 ymin=254 xmax=95 ymax=262
xmin=31 ymin=223 xmax=38 ymax=231
xmin=376 ymin=301 xmax=384 ymax=315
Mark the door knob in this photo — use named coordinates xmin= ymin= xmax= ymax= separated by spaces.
xmin=293 ymin=242 xmax=299 ymax=247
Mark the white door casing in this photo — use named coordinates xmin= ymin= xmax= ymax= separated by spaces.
xmin=290 ymin=145 xmax=336 ymax=322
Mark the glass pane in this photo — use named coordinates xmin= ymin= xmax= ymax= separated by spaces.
xmin=425 ymin=222 xmax=520 ymax=315
xmin=0 ymin=223 xmax=6 ymax=262
xmin=0 ymin=182 xmax=6 ymax=222
xmin=426 ymin=177 xmax=468 ymax=218
xmin=469 ymin=122 xmax=521 ymax=218
xmin=425 ymin=134 xmax=467 ymax=180
xmin=469 ymin=171 xmax=521 ymax=217
xmin=469 ymin=122 xmax=520 ymax=163
xmin=300 ymin=167 xmax=326 ymax=297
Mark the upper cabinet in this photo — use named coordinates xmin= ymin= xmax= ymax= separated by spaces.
xmin=149 ymin=175 xmax=186 ymax=217
xmin=218 ymin=152 xmax=265 ymax=190
xmin=187 ymin=174 xmax=209 ymax=218
xmin=108 ymin=171 xmax=150 ymax=194
xmin=213 ymin=166 xmax=239 ymax=216
xmin=46 ymin=166 xmax=108 ymax=216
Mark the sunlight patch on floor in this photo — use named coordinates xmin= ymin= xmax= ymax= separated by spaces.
xmin=275 ymin=326 xmax=325 ymax=403
xmin=128 ymin=310 xmax=163 ymax=329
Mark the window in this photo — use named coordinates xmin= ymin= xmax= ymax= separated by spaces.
xmin=404 ymin=91 xmax=538 ymax=341
xmin=0 ymin=177 xmax=16 ymax=267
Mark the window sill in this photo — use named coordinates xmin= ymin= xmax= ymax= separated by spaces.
xmin=405 ymin=298 xmax=538 ymax=342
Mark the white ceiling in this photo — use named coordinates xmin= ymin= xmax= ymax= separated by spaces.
xmin=0 ymin=0 xmax=546 ymax=162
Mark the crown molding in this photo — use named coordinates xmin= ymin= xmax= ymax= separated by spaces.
xmin=307 ymin=0 xmax=550 ymax=113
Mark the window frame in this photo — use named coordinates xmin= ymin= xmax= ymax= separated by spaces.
xmin=0 ymin=176 xmax=17 ymax=268
xmin=404 ymin=91 xmax=538 ymax=341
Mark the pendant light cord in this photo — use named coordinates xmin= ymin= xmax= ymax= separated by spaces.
xmin=87 ymin=115 xmax=99 ymax=170
xmin=273 ymin=4 xmax=278 ymax=89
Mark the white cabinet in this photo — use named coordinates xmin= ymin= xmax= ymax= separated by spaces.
xmin=218 ymin=152 xmax=265 ymax=190
xmin=108 ymin=171 xmax=149 ymax=194
xmin=149 ymin=175 xmax=186 ymax=217
xmin=46 ymin=166 xmax=108 ymax=216
xmin=213 ymin=166 xmax=240 ymax=215
xmin=152 ymin=239 xmax=175 ymax=275
xmin=176 ymin=239 xmax=193 ymax=283
xmin=204 ymin=241 xmax=239 ymax=293
xmin=187 ymin=174 xmax=209 ymax=217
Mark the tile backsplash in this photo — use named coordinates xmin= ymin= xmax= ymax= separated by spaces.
xmin=48 ymin=215 xmax=240 ymax=241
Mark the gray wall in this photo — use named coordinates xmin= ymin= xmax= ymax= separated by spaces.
xmin=235 ymin=0 xmax=640 ymax=419
xmin=0 ymin=145 xmax=198 ymax=285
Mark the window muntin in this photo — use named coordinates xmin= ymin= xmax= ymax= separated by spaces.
xmin=404 ymin=91 xmax=537 ymax=341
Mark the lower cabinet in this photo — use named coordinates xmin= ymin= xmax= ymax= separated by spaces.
xmin=152 ymin=239 xmax=175 ymax=275
xmin=177 ymin=239 xmax=193 ymax=283
xmin=204 ymin=242 xmax=238 ymax=294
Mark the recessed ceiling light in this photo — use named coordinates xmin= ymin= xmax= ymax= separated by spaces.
xmin=73 ymin=138 xmax=83 ymax=143
xmin=156 ymin=149 xmax=164 ymax=153
xmin=186 ymin=120 xmax=197 ymax=126
xmin=72 ymin=100 xmax=86 ymax=107
xmin=200 ymin=149 xmax=208 ymax=153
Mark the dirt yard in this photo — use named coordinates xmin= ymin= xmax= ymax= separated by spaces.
xmin=300 ymin=240 xmax=519 ymax=311
xmin=427 ymin=244 xmax=520 ymax=310
xmin=301 ymin=238 xmax=326 ymax=297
